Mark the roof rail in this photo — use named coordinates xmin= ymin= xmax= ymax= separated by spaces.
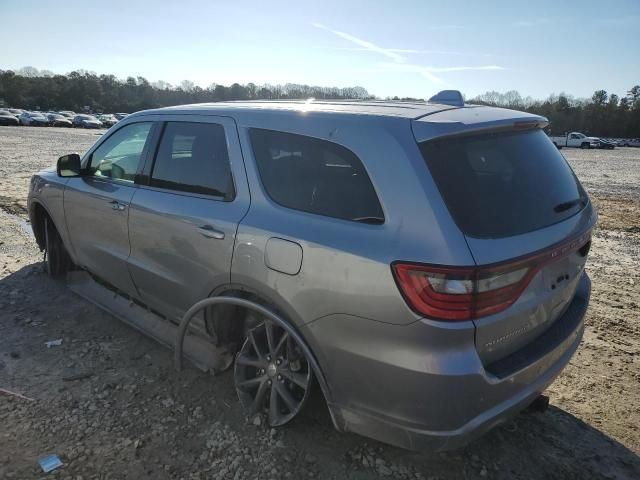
xmin=428 ymin=90 xmax=464 ymax=107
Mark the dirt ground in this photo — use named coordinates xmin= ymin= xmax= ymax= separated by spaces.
xmin=1 ymin=126 xmax=639 ymax=480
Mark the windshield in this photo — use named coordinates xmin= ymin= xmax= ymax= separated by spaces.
xmin=419 ymin=129 xmax=588 ymax=238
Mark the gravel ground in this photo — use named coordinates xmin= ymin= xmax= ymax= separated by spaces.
xmin=1 ymin=126 xmax=639 ymax=479
xmin=565 ymin=146 xmax=640 ymax=200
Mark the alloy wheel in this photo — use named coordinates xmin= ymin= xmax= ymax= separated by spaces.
xmin=234 ymin=320 xmax=312 ymax=426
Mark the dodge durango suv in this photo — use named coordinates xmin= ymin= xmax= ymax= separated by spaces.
xmin=28 ymin=91 xmax=595 ymax=451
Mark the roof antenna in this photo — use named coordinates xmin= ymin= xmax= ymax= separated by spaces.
xmin=428 ymin=90 xmax=464 ymax=107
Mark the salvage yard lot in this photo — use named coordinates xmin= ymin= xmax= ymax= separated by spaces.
xmin=1 ymin=126 xmax=639 ymax=479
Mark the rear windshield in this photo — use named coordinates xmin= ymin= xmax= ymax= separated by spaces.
xmin=419 ymin=129 xmax=587 ymax=238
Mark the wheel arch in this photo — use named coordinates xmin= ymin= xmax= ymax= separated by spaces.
xmin=202 ymin=284 xmax=340 ymax=428
xmin=30 ymin=197 xmax=77 ymax=262
xmin=29 ymin=199 xmax=54 ymax=251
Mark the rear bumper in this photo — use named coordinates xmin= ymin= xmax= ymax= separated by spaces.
xmin=306 ymin=273 xmax=590 ymax=451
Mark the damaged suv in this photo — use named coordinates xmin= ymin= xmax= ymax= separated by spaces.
xmin=28 ymin=91 xmax=595 ymax=451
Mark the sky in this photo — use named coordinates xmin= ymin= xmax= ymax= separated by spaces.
xmin=1 ymin=0 xmax=639 ymax=100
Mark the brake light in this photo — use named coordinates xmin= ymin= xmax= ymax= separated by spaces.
xmin=392 ymin=232 xmax=591 ymax=321
xmin=513 ymin=120 xmax=540 ymax=130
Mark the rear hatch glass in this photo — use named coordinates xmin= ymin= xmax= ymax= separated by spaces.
xmin=418 ymin=129 xmax=587 ymax=239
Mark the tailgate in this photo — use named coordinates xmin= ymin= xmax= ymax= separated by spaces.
xmin=468 ymin=219 xmax=594 ymax=364
xmin=414 ymin=111 xmax=596 ymax=364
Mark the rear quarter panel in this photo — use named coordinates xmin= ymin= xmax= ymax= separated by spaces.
xmin=230 ymin=111 xmax=475 ymax=326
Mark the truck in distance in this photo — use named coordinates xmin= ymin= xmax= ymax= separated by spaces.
xmin=550 ymin=132 xmax=601 ymax=149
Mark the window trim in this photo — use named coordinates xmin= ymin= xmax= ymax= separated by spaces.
xmin=248 ymin=127 xmax=385 ymax=225
xmin=143 ymin=120 xmax=236 ymax=202
xmin=83 ymin=121 xmax=156 ymax=186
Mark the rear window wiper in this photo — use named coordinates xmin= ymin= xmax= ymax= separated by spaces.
xmin=553 ymin=198 xmax=585 ymax=213
xmin=352 ymin=216 xmax=384 ymax=224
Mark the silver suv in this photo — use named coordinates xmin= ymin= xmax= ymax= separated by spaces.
xmin=28 ymin=91 xmax=595 ymax=451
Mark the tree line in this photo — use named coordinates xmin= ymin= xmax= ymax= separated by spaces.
xmin=1 ymin=67 xmax=638 ymax=138
xmin=0 ymin=67 xmax=371 ymax=114
xmin=470 ymin=87 xmax=640 ymax=138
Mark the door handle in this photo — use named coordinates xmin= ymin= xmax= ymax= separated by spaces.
xmin=109 ymin=200 xmax=126 ymax=211
xmin=197 ymin=225 xmax=225 ymax=240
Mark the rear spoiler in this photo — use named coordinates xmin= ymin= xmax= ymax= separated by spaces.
xmin=412 ymin=105 xmax=549 ymax=143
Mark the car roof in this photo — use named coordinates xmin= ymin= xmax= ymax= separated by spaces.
xmin=134 ymin=100 xmax=480 ymax=120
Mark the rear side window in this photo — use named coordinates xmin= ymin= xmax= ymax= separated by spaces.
xmin=249 ymin=129 xmax=384 ymax=223
xmin=419 ymin=129 xmax=587 ymax=238
xmin=150 ymin=122 xmax=234 ymax=199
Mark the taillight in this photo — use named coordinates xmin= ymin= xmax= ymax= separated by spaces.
xmin=393 ymin=263 xmax=533 ymax=321
xmin=392 ymin=231 xmax=591 ymax=321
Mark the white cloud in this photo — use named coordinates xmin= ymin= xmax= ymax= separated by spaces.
xmin=419 ymin=70 xmax=449 ymax=87
xmin=376 ymin=62 xmax=505 ymax=74
xmin=312 ymin=24 xmax=506 ymax=88
xmin=323 ymin=47 xmax=496 ymax=57
xmin=311 ymin=23 xmax=406 ymax=63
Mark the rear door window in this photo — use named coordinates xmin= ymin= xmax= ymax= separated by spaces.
xmin=249 ymin=129 xmax=384 ymax=224
xmin=419 ymin=129 xmax=587 ymax=238
xmin=150 ymin=122 xmax=234 ymax=200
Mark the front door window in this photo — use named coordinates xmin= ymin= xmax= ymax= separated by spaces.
xmin=90 ymin=122 xmax=152 ymax=182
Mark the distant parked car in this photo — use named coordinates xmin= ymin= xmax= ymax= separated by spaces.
xmin=0 ymin=109 xmax=20 ymax=126
xmin=8 ymin=108 xmax=24 ymax=115
xmin=19 ymin=112 xmax=50 ymax=126
xmin=58 ymin=111 xmax=76 ymax=119
xmin=114 ymin=113 xmax=129 ymax=120
xmin=596 ymin=139 xmax=616 ymax=150
xmin=47 ymin=113 xmax=73 ymax=127
xmin=619 ymin=138 xmax=640 ymax=147
xmin=72 ymin=114 xmax=103 ymax=129
xmin=97 ymin=114 xmax=118 ymax=127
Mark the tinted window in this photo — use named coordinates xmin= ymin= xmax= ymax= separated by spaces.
xmin=150 ymin=122 xmax=234 ymax=199
xmin=419 ymin=129 xmax=587 ymax=238
xmin=90 ymin=122 xmax=152 ymax=182
xmin=249 ymin=129 xmax=383 ymax=223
